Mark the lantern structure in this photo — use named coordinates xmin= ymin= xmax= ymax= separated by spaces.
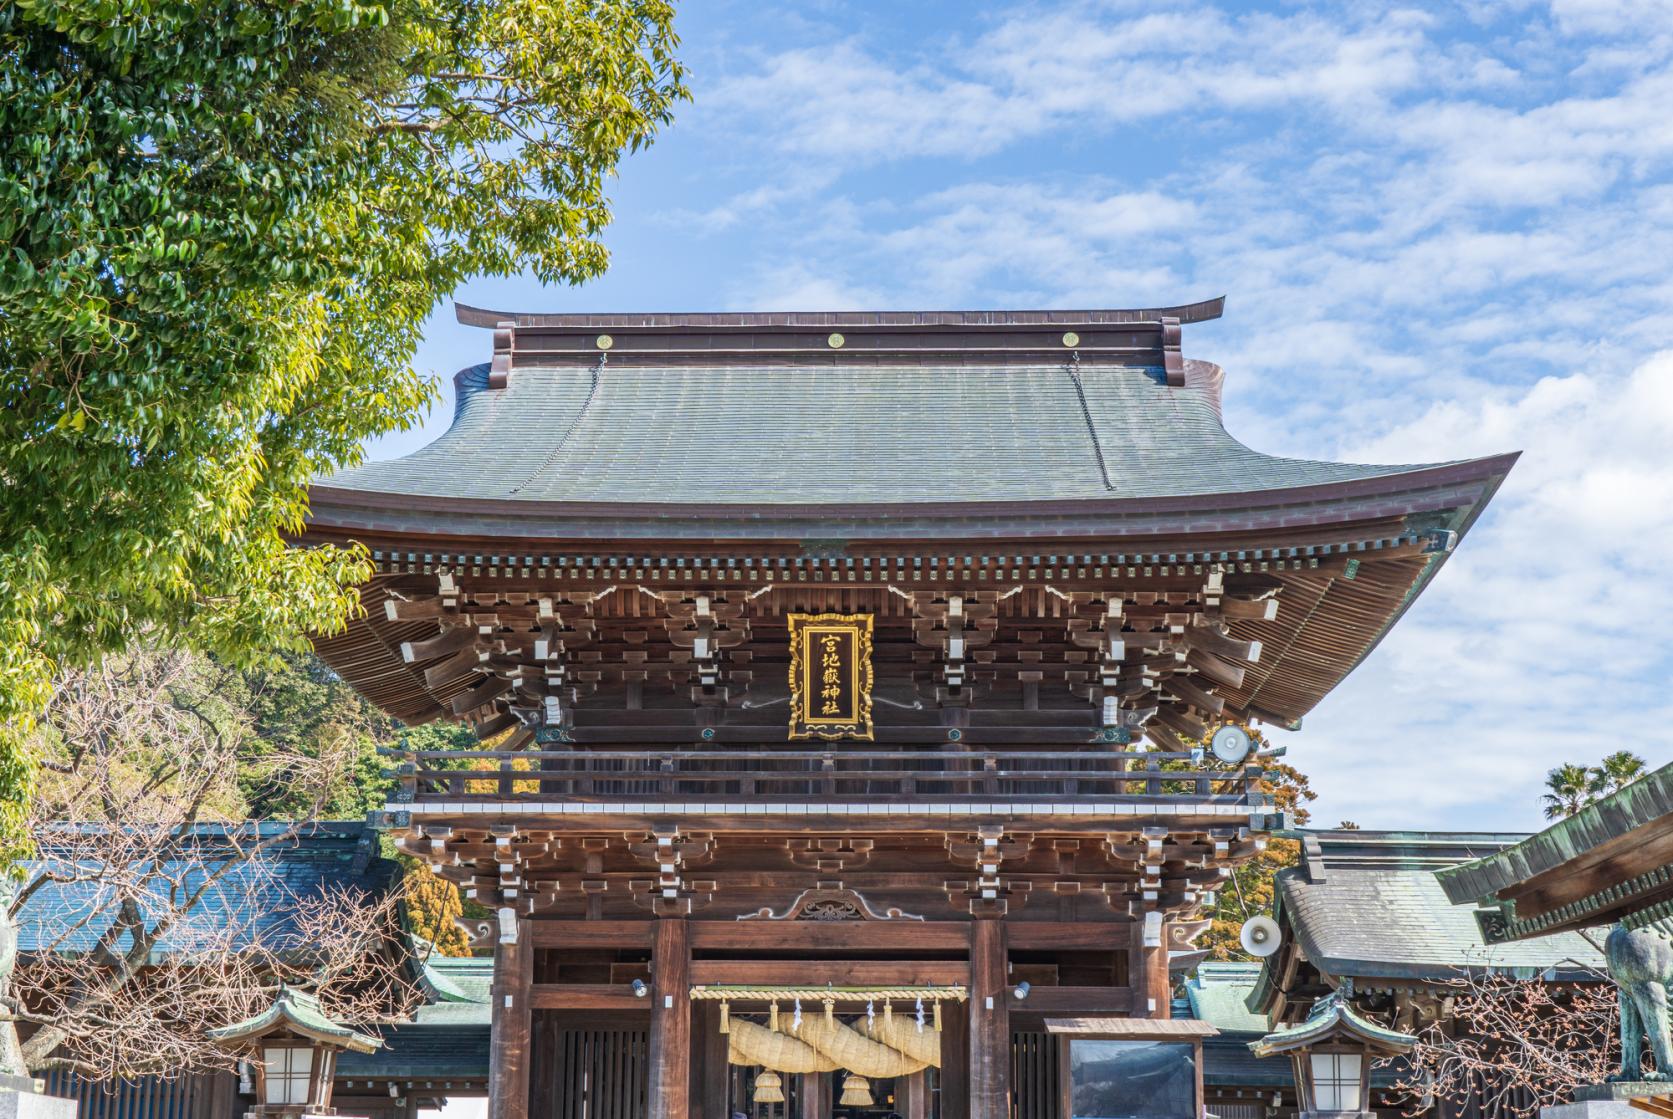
xmin=1249 ymin=983 xmax=1415 ymax=1119
xmin=208 ymin=986 xmax=381 ymax=1118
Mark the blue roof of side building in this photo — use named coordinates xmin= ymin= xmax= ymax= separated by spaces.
xmin=18 ymin=823 xmax=398 ymax=960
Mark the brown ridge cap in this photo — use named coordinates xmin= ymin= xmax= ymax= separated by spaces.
xmin=307 ymin=451 xmax=1519 ymax=525
xmin=453 ymin=298 xmax=1227 ymax=330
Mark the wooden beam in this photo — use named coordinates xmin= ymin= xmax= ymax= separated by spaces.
xmin=1131 ymin=918 xmax=1171 ymax=1019
xmin=940 ymin=999 xmax=970 ymax=1119
xmin=688 ymin=921 xmax=971 ymax=951
xmin=527 ymin=920 xmax=656 ymax=948
xmin=528 ymin=983 xmax=648 ymax=1010
xmin=800 ymin=1073 xmax=822 ymax=1119
xmin=1006 ymin=923 xmax=1132 ymax=950
xmin=488 ymin=930 xmax=532 ymax=1119
xmin=1014 ymin=986 xmax=1134 ymax=1013
xmin=648 ymin=917 xmax=691 ymax=1119
xmin=969 ymin=919 xmax=1011 ymax=1119
xmin=688 ymin=960 xmax=969 ymax=987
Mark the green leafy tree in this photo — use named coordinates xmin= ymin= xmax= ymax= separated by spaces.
xmin=1542 ymin=764 xmax=1594 ymax=820
xmin=1589 ymin=750 xmax=1649 ymax=797
xmin=1161 ymin=725 xmax=1318 ymax=961
xmin=1541 ymin=752 xmax=1650 ymax=819
xmin=238 ymin=649 xmax=397 ymax=818
xmin=0 ymin=0 xmax=687 ymax=859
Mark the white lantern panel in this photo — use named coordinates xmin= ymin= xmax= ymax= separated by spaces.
xmin=263 ymin=1044 xmax=315 ymax=1106
xmin=1308 ymin=1052 xmax=1364 ymax=1113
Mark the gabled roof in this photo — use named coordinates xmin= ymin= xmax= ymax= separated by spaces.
xmin=1250 ymin=985 xmax=1415 ymax=1058
xmin=207 ymin=985 xmax=381 ymax=1053
xmin=1438 ymin=763 xmax=1673 ymax=938
xmin=302 ymin=303 xmax=1516 ymax=736
xmin=1251 ymin=831 xmax=1605 ymax=1013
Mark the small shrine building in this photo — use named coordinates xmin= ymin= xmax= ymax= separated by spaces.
xmin=303 ymin=301 xmax=1515 ymax=1119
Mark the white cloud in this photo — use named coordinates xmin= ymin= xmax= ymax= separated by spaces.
xmin=684 ymin=0 xmax=1673 ymax=829
xmin=1303 ymin=352 xmax=1673 ymax=828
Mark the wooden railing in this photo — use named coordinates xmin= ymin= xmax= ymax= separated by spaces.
xmin=385 ymin=747 xmax=1262 ymax=804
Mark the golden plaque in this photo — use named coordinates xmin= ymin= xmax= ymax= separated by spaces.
xmin=787 ymin=613 xmax=874 ymax=740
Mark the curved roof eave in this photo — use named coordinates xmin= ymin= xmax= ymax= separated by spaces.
xmin=306 ymin=452 xmax=1519 ymax=542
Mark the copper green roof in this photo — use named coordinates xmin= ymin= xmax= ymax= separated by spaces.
xmin=323 ymin=360 xmax=1446 ymax=508
xmin=337 ymin=955 xmax=492 ymax=1081
xmin=207 ymin=985 xmax=381 ymax=1053
xmin=1250 ymin=985 xmax=1415 ymax=1058
xmin=1437 ymin=762 xmax=1673 ymax=937
xmin=309 ymin=304 xmax=1517 ymax=543
xmin=1186 ymin=962 xmax=1269 ymax=1034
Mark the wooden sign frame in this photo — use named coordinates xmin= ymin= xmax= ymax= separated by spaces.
xmin=787 ymin=613 xmax=874 ymax=740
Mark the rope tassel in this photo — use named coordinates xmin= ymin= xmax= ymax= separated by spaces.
xmin=770 ymin=1001 xmax=779 ymax=1032
xmin=720 ymin=1001 xmax=730 ymax=1034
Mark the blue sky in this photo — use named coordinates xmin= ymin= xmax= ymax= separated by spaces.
xmin=365 ymin=0 xmax=1673 ymax=833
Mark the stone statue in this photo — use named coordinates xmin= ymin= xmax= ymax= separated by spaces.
xmin=1607 ymin=921 xmax=1673 ymax=1082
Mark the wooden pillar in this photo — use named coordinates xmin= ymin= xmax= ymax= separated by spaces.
xmin=698 ymin=1002 xmax=729 ymax=1119
xmin=969 ymin=918 xmax=1011 ymax=1119
xmin=941 ymin=1000 xmax=970 ymax=1119
xmin=903 ymin=1070 xmax=929 ymax=1119
xmin=799 ymin=1073 xmax=823 ymax=1119
xmin=649 ymin=917 xmax=692 ymax=1119
xmin=488 ymin=927 xmax=533 ymax=1119
xmin=1131 ymin=915 xmax=1172 ymax=1019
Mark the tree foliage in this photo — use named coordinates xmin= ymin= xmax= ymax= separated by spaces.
xmin=0 ymin=0 xmax=687 ymax=860
xmin=1191 ymin=727 xmax=1317 ymax=961
xmin=19 ymin=647 xmax=418 ymax=1075
xmin=1542 ymin=751 xmax=1649 ymax=819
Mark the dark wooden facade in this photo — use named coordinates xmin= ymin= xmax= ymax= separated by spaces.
xmin=305 ymin=303 xmax=1513 ymax=1117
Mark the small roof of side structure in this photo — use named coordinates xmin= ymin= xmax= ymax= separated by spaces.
xmin=207 ymin=985 xmax=382 ymax=1053
xmin=1249 ymin=831 xmax=1606 ymax=1022
xmin=1438 ymin=763 xmax=1673 ymax=939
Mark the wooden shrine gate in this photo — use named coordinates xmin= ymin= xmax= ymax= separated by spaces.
xmin=485 ymin=913 xmax=1179 ymax=1119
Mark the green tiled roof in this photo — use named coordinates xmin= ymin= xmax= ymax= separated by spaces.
xmin=1263 ymin=831 xmax=1605 ymax=985
xmin=337 ymin=952 xmax=492 ymax=1081
xmin=1250 ymin=986 xmax=1416 ymax=1058
xmin=208 ymin=985 xmax=381 ymax=1053
xmin=321 ymin=361 xmax=1446 ymax=507
xmin=1186 ymin=962 xmax=1269 ymax=1034
xmin=1438 ymin=762 xmax=1673 ymax=910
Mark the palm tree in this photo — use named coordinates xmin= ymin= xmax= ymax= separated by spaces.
xmin=1542 ymin=763 xmax=1594 ymax=820
xmin=1589 ymin=750 xmax=1649 ymax=797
